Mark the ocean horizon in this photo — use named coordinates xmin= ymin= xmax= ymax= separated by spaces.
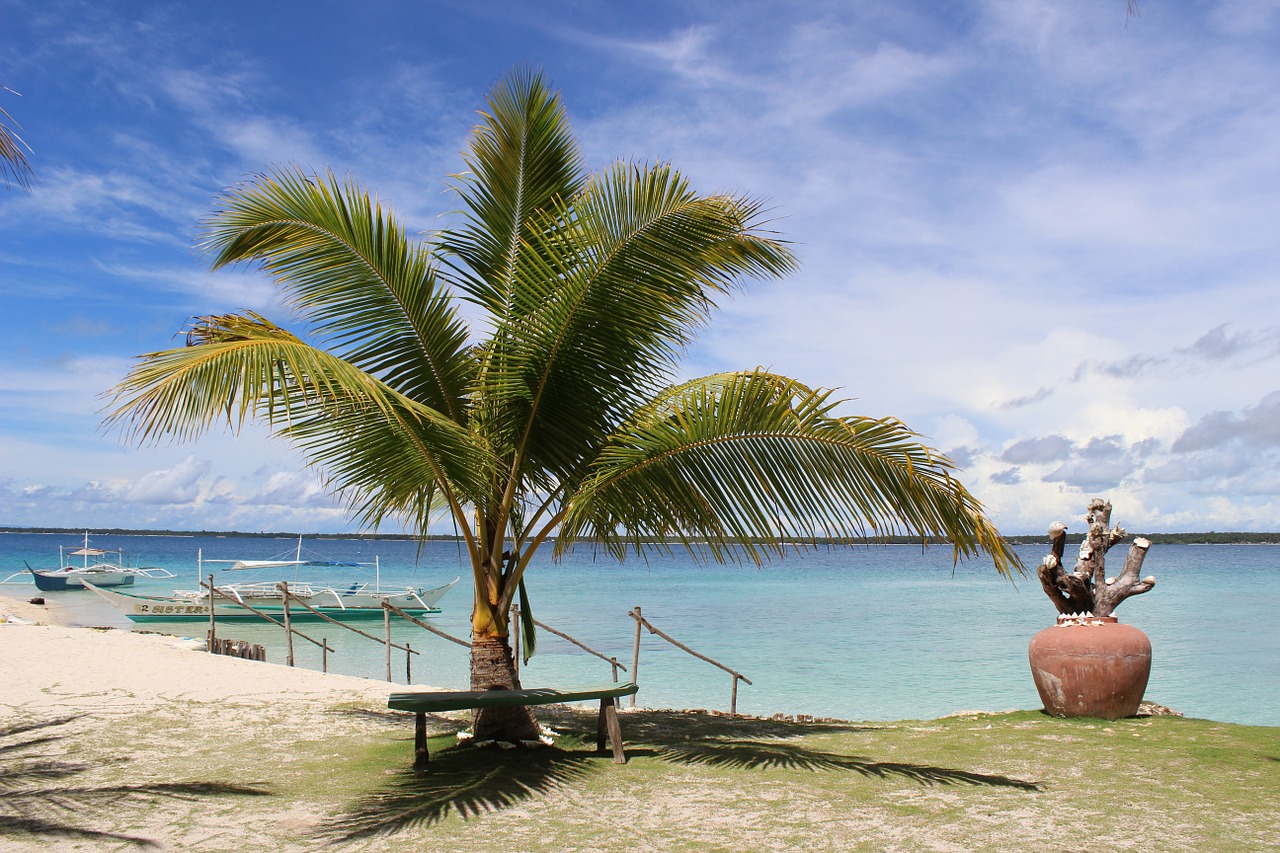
xmin=3 ymin=532 xmax=1276 ymax=727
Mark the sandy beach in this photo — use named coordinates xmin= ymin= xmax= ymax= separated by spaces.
xmin=0 ymin=593 xmax=398 ymax=713
xmin=0 ymin=592 xmax=430 ymax=850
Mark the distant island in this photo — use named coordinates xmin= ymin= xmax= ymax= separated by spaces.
xmin=3 ymin=526 xmax=1280 ymax=545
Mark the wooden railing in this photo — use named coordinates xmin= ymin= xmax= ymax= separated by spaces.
xmin=201 ymin=578 xmax=334 ymax=666
xmin=510 ymin=605 xmax=628 ymax=682
xmin=200 ymin=577 xmax=427 ymax=679
xmin=202 ymin=577 xmax=745 ymax=714
xmin=628 ymin=605 xmax=752 ymax=716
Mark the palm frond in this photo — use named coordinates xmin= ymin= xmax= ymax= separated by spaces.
xmin=492 ymin=162 xmax=798 ymax=487
xmin=0 ymin=100 xmax=34 ymax=191
xmin=443 ymin=67 xmax=586 ymax=322
xmin=558 ymin=370 xmax=1022 ymax=576
xmin=101 ymin=313 xmax=494 ymax=526
xmin=200 ymin=167 xmax=473 ymax=422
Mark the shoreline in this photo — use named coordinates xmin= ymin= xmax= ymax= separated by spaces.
xmin=0 ymin=590 xmax=1187 ymax=727
xmin=0 ymin=590 xmax=406 ymax=717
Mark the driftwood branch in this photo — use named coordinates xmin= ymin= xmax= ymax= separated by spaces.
xmin=1036 ymin=521 xmax=1092 ymax=615
xmin=1094 ymin=537 xmax=1156 ymax=616
xmin=1036 ymin=498 xmax=1156 ymax=617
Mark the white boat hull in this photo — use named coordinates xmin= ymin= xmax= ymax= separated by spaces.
xmin=83 ymin=578 xmax=458 ymax=622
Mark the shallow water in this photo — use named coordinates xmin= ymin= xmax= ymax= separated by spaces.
xmin=2 ymin=533 xmax=1276 ymax=726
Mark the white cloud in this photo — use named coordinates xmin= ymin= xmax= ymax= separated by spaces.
xmin=124 ymin=455 xmax=210 ymax=503
xmin=1002 ymin=435 xmax=1074 ymax=465
xmin=93 ymin=261 xmax=283 ymax=313
xmin=1171 ymin=390 xmax=1280 ymax=453
xmin=253 ymin=470 xmax=338 ymax=509
xmin=0 ymin=168 xmax=188 ymax=243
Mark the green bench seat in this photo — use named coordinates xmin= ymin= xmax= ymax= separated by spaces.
xmin=388 ymin=682 xmax=639 ymax=773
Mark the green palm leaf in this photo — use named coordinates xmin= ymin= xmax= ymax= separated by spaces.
xmin=1 ymin=100 xmax=34 ymax=191
xmin=492 ymin=162 xmax=798 ymax=487
xmin=200 ymin=167 xmax=473 ymax=422
xmin=558 ymin=370 xmax=1021 ymax=575
xmin=102 ymin=313 xmax=493 ymax=530
xmin=444 ymin=67 xmax=585 ymax=321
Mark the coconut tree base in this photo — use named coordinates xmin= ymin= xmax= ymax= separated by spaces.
xmin=469 ymin=635 xmax=541 ymax=742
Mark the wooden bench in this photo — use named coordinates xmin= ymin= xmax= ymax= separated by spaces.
xmin=387 ymin=682 xmax=639 ymax=774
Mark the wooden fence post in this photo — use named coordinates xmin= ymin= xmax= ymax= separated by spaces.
xmin=630 ymin=607 xmax=751 ymax=716
xmin=281 ymin=581 xmax=295 ymax=667
xmin=384 ymin=607 xmax=392 ymax=682
xmin=206 ymin=573 xmax=216 ymax=652
xmin=630 ymin=605 xmax=642 ymax=708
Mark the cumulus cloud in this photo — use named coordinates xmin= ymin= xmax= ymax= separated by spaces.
xmin=1001 ymin=434 xmax=1075 ymax=465
xmin=991 ymin=467 xmax=1022 ymax=485
xmin=998 ymin=386 xmax=1055 ymax=410
xmin=1144 ymin=449 xmax=1255 ymax=485
xmin=1043 ymin=436 xmax=1139 ymax=491
xmin=1171 ymin=390 xmax=1280 ymax=453
xmin=127 ymin=456 xmax=211 ymax=503
xmin=61 ymin=456 xmax=213 ymax=505
xmin=1071 ymin=355 xmax=1165 ymax=382
xmin=252 ymin=470 xmax=339 ymax=508
xmin=944 ymin=446 xmax=976 ymax=469
xmin=1179 ymin=323 xmax=1280 ymax=363
xmin=991 ymin=434 xmax=1161 ymax=495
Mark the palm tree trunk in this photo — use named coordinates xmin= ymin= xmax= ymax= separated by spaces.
xmin=469 ymin=635 xmax=540 ymax=742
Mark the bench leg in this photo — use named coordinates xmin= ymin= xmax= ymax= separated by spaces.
xmin=597 ymin=697 xmax=627 ymax=764
xmin=596 ymin=698 xmax=608 ymax=752
xmin=413 ymin=711 xmax=430 ymax=775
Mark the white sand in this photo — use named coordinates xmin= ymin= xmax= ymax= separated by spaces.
xmin=0 ymin=592 xmax=402 ymax=714
xmin=1 ymin=591 xmax=448 ymax=851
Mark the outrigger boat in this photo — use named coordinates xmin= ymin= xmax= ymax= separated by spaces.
xmin=2 ymin=532 xmax=176 ymax=591
xmin=83 ymin=577 xmax=458 ymax=621
xmin=81 ymin=536 xmax=458 ymax=621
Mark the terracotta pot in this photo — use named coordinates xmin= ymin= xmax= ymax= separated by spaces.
xmin=1028 ymin=616 xmax=1151 ymax=720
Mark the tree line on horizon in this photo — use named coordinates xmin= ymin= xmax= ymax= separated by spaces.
xmin=3 ymin=526 xmax=1279 ymax=546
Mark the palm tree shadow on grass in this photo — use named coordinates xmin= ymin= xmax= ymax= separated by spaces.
xmin=656 ymin=741 xmax=1041 ymax=789
xmin=0 ymin=716 xmax=272 ymax=847
xmin=317 ymin=708 xmax=1038 ymax=845
xmin=313 ymin=739 xmax=607 ymax=845
xmin=573 ymin=708 xmax=879 ymax=741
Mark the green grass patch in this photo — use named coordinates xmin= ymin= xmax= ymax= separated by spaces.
xmin=3 ymin=704 xmax=1276 ymax=851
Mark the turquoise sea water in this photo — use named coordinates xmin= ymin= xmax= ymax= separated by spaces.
xmin=2 ymin=532 xmax=1276 ymax=726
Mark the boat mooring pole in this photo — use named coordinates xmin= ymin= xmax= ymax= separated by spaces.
xmin=384 ymin=607 xmax=392 ymax=682
xmin=206 ymin=570 xmax=215 ymax=652
xmin=282 ymin=581 xmax=295 ymax=667
xmin=630 ymin=605 xmax=642 ymax=708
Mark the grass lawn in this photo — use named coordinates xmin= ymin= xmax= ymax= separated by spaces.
xmin=2 ymin=702 xmax=1276 ymax=851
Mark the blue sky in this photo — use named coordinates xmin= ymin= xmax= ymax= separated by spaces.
xmin=3 ymin=0 xmax=1279 ymax=536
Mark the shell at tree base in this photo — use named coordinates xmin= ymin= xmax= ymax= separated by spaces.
xmin=1028 ymin=617 xmax=1152 ymax=720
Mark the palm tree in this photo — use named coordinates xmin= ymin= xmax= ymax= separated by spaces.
xmin=1 ymin=87 xmax=34 ymax=191
xmin=104 ymin=69 xmax=1021 ymax=742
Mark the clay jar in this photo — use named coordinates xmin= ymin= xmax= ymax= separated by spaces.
xmin=1028 ymin=616 xmax=1152 ymax=720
